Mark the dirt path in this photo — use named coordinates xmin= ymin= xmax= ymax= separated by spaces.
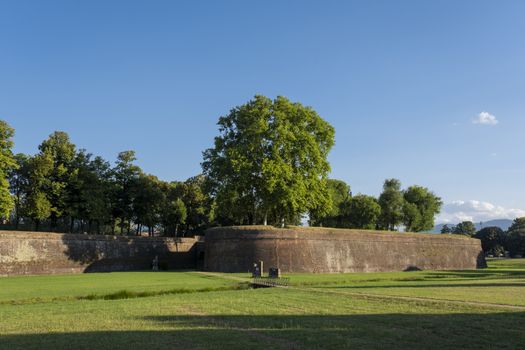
xmin=196 ymin=271 xmax=525 ymax=311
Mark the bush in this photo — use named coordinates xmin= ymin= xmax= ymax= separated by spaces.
xmin=474 ymin=226 xmax=504 ymax=253
xmin=505 ymin=231 xmax=525 ymax=257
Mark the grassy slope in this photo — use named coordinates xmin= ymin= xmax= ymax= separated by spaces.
xmin=291 ymin=259 xmax=525 ymax=307
xmin=218 ymin=259 xmax=525 ymax=306
xmin=0 ymin=272 xmax=243 ymax=303
xmin=0 ymin=260 xmax=524 ymax=349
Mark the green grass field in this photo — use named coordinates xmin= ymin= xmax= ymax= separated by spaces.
xmin=1 ymin=259 xmax=524 ymax=349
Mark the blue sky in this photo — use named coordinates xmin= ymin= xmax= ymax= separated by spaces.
xmin=1 ymin=0 xmax=524 ymax=223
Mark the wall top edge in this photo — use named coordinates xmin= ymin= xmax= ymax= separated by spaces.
xmin=205 ymin=226 xmax=479 ymax=242
xmin=0 ymin=231 xmax=201 ymax=243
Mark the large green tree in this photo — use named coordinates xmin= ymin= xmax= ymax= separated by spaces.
xmin=474 ymin=226 xmax=505 ymax=255
xmin=24 ymin=154 xmax=53 ymax=230
xmin=133 ymin=173 xmax=164 ymax=236
xmin=202 ymin=95 xmax=335 ymax=226
xmin=505 ymin=217 xmax=525 ymax=256
xmin=37 ymin=131 xmax=77 ymax=229
xmin=112 ymin=150 xmax=141 ymax=234
xmin=159 ymin=182 xmax=187 ymax=236
xmin=346 ymin=194 xmax=381 ymax=230
xmin=68 ymin=150 xmax=113 ymax=233
xmin=179 ymin=175 xmax=214 ymax=234
xmin=453 ymin=221 xmax=477 ymax=236
xmin=309 ymin=178 xmax=351 ymax=227
xmin=0 ymin=121 xmax=18 ymax=219
xmin=440 ymin=224 xmax=453 ymax=234
xmin=377 ymin=179 xmax=404 ymax=231
xmin=8 ymin=153 xmax=30 ymax=228
xmin=402 ymin=185 xmax=442 ymax=232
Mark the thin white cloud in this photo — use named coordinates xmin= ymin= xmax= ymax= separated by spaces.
xmin=437 ymin=200 xmax=525 ymax=224
xmin=473 ymin=111 xmax=498 ymax=125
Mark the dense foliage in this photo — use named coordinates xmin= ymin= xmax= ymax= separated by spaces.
xmin=0 ymin=121 xmax=18 ymax=219
xmin=202 ymin=95 xmax=335 ymax=226
xmin=505 ymin=218 xmax=525 ymax=256
xmin=12 ymin=94 xmax=525 ymax=246
xmin=443 ymin=218 xmax=525 ymax=257
xmin=452 ymin=221 xmax=477 ymax=236
xmin=474 ymin=226 xmax=505 ymax=256
xmin=377 ymin=179 xmax=404 ymax=230
xmin=311 ymin=178 xmax=442 ymax=232
xmin=1 ymin=123 xmax=212 ymax=236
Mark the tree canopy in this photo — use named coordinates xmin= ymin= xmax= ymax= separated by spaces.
xmin=309 ymin=179 xmax=351 ymax=227
xmin=440 ymin=224 xmax=453 ymax=234
xmin=0 ymin=121 xmax=18 ymax=219
xmin=474 ymin=226 xmax=504 ymax=255
xmin=1 ymin=124 xmax=213 ymax=236
xmin=505 ymin=218 xmax=525 ymax=256
xmin=402 ymin=185 xmax=442 ymax=232
xmin=377 ymin=179 xmax=404 ymax=230
xmin=202 ymin=95 xmax=335 ymax=226
xmin=453 ymin=221 xmax=477 ymax=236
xmin=346 ymin=194 xmax=381 ymax=229
xmin=1 ymin=110 xmax=449 ymax=237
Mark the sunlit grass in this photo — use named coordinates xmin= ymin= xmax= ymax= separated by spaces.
xmin=0 ymin=259 xmax=524 ymax=349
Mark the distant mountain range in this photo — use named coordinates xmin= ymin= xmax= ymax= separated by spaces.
xmin=430 ymin=219 xmax=513 ymax=233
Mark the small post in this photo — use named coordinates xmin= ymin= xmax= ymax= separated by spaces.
xmin=259 ymin=260 xmax=264 ymax=277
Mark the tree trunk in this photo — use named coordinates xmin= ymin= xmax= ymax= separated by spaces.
xmin=263 ymin=212 xmax=268 ymax=226
xmin=50 ymin=215 xmax=57 ymax=232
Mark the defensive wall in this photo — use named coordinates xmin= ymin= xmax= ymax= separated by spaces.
xmin=0 ymin=227 xmax=486 ymax=276
xmin=204 ymin=226 xmax=486 ymax=273
xmin=0 ymin=230 xmax=204 ymax=276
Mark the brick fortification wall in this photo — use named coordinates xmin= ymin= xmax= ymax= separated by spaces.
xmin=0 ymin=231 xmax=203 ymax=276
xmin=204 ymin=226 xmax=486 ymax=273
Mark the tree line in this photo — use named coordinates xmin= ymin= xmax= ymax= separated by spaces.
xmin=1 ymin=95 xmax=443 ymax=235
xmin=309 ymin=178 xmax=442 ymax=232
xmin=202 ymin=95 xmax=442 ymax=231
xmin=441 ymin=218 xmax=525 ymax=257
xmin=1 ymin=122 xmax=213 ymax=235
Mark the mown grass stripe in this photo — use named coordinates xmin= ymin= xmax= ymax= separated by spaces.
xmin=1 ymin=283 xmax=251 ymax=305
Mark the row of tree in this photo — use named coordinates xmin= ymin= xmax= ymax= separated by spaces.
xmin=309 ymin=178 xmax=442 ymax=232
xmin=1 ymin=95 xmax=443 ymax=235
xmin=201 ymin=95 xmax=442 ymax=231
xmin=1 ymin=121 xmax=213 ymax=235
xmin=442 ymin=218 xmax=525 ymax=257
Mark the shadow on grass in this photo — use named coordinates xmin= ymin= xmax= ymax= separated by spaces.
xmin=423 ymin=269 xmax=525 ymax=280
xmin=2 ymin=312 xmax=525 ymax=349
xmin=325 ymin=282 xmax=525 ymax=289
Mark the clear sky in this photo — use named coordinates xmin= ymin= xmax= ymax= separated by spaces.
xmin=1 ymin=0 xmax=524 ymax=224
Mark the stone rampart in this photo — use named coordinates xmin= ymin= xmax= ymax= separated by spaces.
xmin=204 ymin=226 xmax=486 ymax=273
xmin=0 ymin=231 xmax=203 ymax=276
